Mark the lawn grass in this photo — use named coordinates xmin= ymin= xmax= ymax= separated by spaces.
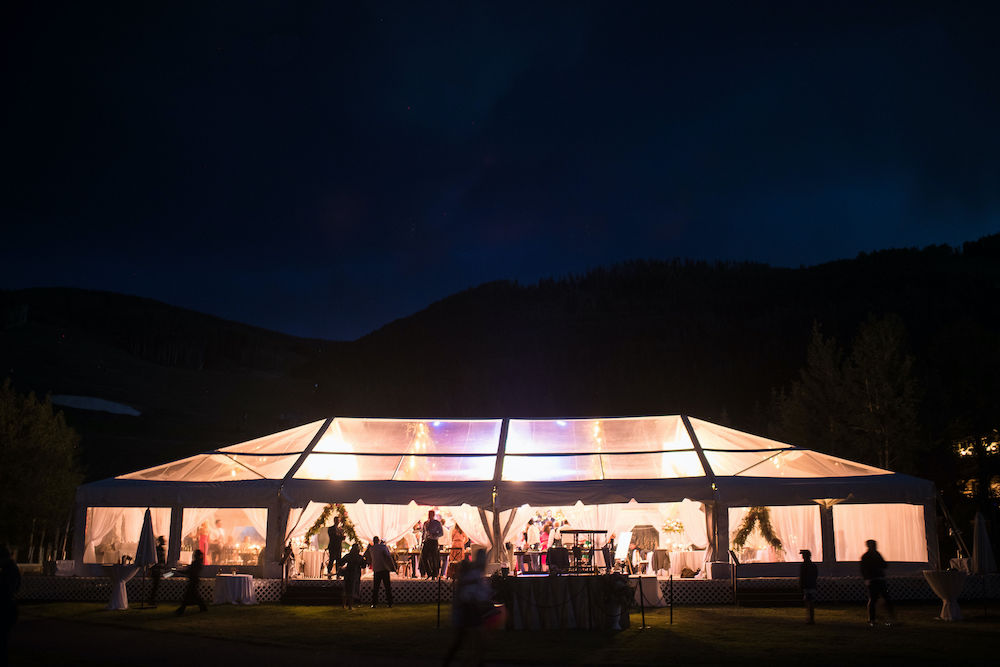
xmin=17 ymin=601 xmax=1000 ymax=665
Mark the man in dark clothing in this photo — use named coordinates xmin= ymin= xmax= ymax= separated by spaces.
xmin=860 ymin=539 xmax=893 ymax=626
xmin=327 ymin=516 xmax=345 ymax=579
xmin=175 ymin=549 xmax=208 ymax=615
xmin=337 ymin=543 xmax=364 ymax=609
xmin=149 ymin=536 xmax=167 ymax=607
xmin=420 ymin=510 xmax=444 ymax=579
xmin=366 ymin=536 xmax=394 ymax=608
xmin=799 ymin=549 xmax=818 ymax=624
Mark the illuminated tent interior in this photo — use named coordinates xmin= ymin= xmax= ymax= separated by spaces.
xmin=73 ymin=416 xmax=938 ymax=577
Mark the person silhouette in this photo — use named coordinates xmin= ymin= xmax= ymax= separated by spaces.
xmin=860 ymin=539 xmax=893 ymax=626
xmin=799 ymin=549 xmax=818 ymax=624
xmin=175 ymin=549 xmax=208 ymax=615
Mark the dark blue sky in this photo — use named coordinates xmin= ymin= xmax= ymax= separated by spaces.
xmin=3 ymin=1 xmax=998 ymax=340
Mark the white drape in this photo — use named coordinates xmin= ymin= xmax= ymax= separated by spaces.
xmin=286 ymin=502 xmax=329 ymax=543
xmin=678 ymin=499 xmax=708 ymax=549
xmin=497 ymin=505 xmax=532 ymax=545
xmin=347 ymin=501 xmax=422 ymax=545
xmin=181 ymin=508 xmax=217 ymax=540
xmin=84 ymin=507 xmax=121 ymax=563
xmin=833 ymin=503 xmax=928 ymax=562
xmin=445 ymin=504 xmax=492 ymax=548
xmin=728 ymin=505 xmax=822 ymax=562
xmin=84 ymin=507 xmax=172 ymax=563
xmin=243 ymin=508 xmax=268 ymax=542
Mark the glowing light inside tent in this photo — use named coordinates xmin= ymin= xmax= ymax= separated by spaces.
xmin=300 ymin=429 xmax=359 ymax=480
xmin=556 ymin=420 xmax=567 ymax=427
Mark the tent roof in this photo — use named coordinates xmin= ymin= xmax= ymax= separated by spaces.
xmin=114 ymin=415 xmax=889 ymax=484
xmin=80 ymin=415 xmax=932 ymax=508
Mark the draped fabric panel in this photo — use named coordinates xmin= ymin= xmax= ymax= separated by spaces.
xmin=243 ymin=508 xmax=268 ymax=541
xmin=84 ymin=507 xmax=172 ymax=563
xmin=728 ymin=505 xmax=822 ymax=563
xmin=679 ymin=499 xmax=709 ymax=549
xmin=347 ymin=501 xmax=422 ymax=545
xmin=445 ymin=504 xmax=492 ymax=548
xmin=181 ymin=508 xmax=218 ymax=541
xmin=84 ymin=507 xmax=121 ymax=563
xmin=833 ymin=503 xmax=928 ymax=562
xmin=285 ymin=501 xmax=329 ymax=543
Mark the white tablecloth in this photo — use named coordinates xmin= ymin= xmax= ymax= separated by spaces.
xmin=631 ymin=574 xmax=667 ymax=607
xmin=213 ymin=574 xmax=257 ymax=605
xmin=302 ymin=551 xmax=326 ymax=578
xmin=105 ymin=564 xmax=139 ymax=610
xmin=922 ymin=570 xmax=966 ymax=621
xmin=669 ymin=550 xmax=706 ymax=577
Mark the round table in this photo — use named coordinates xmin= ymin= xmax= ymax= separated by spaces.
xmin=922 ymin=570 xmax=966 ymax=621
xmin=302 ymin=550 xmax=326 ymax=578
xmin=669 ymin=550 xmax=706 ymax=577
xmin=213 ymin=574 xmax=257 ymax=605
xmin=104 ymin=564 xmax=139 ymax=610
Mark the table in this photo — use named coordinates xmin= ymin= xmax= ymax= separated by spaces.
xmin=669 ymin=550 xmax=706 ymax=577
xmin=213 ymin=574 xmax=257 ymax=605
xmin=631 ymin=574 xmax=667 ymax=607
xmin=922 ymin=570 xmax=966 ymax=621
xmin=104 ymin=564 xmax=139 ymax=610
xmin=302 ymin=550 xmax=326 ymax=578
xmin=560 ymin=529 xmax=608 ymax=574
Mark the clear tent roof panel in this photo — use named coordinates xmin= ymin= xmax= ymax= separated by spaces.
xmin=736 ymin=450 xmax=889 ymax=478
xmin=218 ymin=419 xmax=325 ymax=455
xmin=113 ymin=415 xmax=897 ymax=484
xmin=505 ymin=416 xmax=692 ymax=454
xmin=314 ymin=418 xmax=502 ymax=455
xmin=688 ymin=417 xmax=793 ymax=451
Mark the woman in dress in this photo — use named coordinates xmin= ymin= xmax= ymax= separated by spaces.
xmin=197 ymin=522 xmax=210 ymax=564
xmin=540 ymin=522 xmax=552 ymax=571
xmin=447 ymin=524 xmax=467 ymax=579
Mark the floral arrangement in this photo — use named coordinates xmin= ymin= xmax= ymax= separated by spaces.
xmin=731 ymin=506 xmax=783 ymax=551
xmin=662 ymin=518 xmax=684 ymax=533
xmin=304 ymin=503 xmax=359 ymax=547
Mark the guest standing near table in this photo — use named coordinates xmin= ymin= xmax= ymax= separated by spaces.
xmin=175 ymin=549 xmax=207 ymax=615
xmin=420 ymin=510 xmax=444 ymax=579
xmin=327 ymin=516 xmax=344 ymax=579
xmin=149 ymin=536 xmax=166 ymax=607
xmin=337 ymin=543 xmax=364 ymax=609
xmin=447 ymin=524 xmax=467 ymax=579
xmin=860 ymin=539 xmax=893 ymax=626
xmin=540 ymin=523 xmax=552 ymax=571
xmin=526 ymin=519 xmax=540 ymax=549
xmin=366 ymin=537 xmax=394 ymax=608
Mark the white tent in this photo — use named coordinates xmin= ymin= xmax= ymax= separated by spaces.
xmin=73 ymin=415 xmax=938 ymax=577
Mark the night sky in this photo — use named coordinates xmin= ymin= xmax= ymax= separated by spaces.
xmin=3 ymin=1 xmax=998 ymax=340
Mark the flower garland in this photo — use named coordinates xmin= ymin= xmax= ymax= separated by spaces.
xmin=662 ymin=518 xmax=684 ymax=533
xmin=304 ymin=503 xmax=359 ymax=545
xmin=731 ymin=506 xmax=783 ymax=551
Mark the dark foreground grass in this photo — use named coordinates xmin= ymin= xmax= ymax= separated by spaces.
xmin=15 ymin=601 xmax=1000 ymax=666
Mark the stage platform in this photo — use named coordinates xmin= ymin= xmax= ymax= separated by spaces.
xmin=15 ymin=573 xmax=1000 ymax=606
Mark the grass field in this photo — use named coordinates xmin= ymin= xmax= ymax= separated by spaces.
xmin=13 ymin=601 xmax=1000 ymax=666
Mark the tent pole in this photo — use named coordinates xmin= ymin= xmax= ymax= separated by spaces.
xmin=489 ymin=419 xmax=510 ymax=564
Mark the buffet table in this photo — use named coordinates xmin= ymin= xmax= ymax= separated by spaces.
xmin=213 ymin=574 xmax=257 ymax=605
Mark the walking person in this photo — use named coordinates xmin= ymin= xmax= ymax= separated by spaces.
xmin=175 ymin=549 xmax=208 ymax=615
xmin=420 ymin=510 xmax=444 ymax=579
xmin=149 ymin=536 xmax=166 ymax=607
xmin=799 ymin=549 xmax=818 ymax=624
xmin=860 ymin=539 xmax=894 ymax=626
xmin=337 ymin=543 xmax=364 ymax=609
xmin=366 ymin=536 xmax=394 ymax=608
xmin=443 ymin=550 xmax=492 ymax=667
xmin=327 ymin=516 xmax=345 ymax=579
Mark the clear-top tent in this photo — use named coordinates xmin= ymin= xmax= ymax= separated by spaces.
xmin=74 ymin=416 xmax=938 ymax=576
